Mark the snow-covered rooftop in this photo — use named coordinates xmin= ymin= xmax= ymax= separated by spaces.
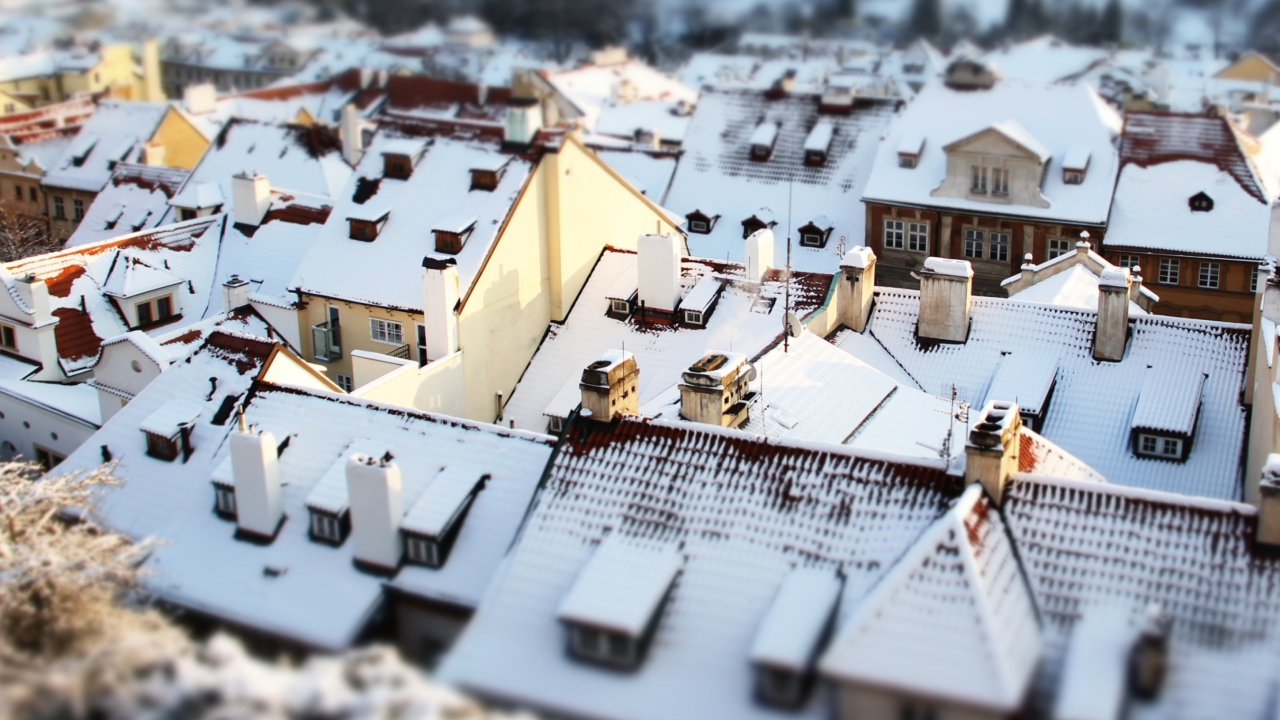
xmin=43 ymin=101 xmax=170 ymax=193
xmin=556 ymin=534 xmax=683 ymax=636
xmin=67 ymin=164 xmax=191 ymax=247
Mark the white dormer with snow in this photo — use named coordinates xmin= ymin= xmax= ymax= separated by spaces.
xmin=381 ymin=138 xmax=429 ymax=180
xmin=931 ymin=121 xmax=1051 ymax=209
xmin=0 ymin=270 xmax=60 ymax=380
xmin=102 ymin=253 xmax=184 ymax=329
xmin=1130 ymin=368 xmax=1205 ymax=462
xmin=168 ymin=181 xmax=224 ymax=221
xmin=749 ymin=122 xmax=779 ymax=162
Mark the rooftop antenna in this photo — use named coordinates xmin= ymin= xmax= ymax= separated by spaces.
xmin=784 ymin=180 xmax=793 ymax=353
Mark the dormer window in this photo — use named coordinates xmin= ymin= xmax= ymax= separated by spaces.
xmin=379 ymin=139 xmax=427 ymax=181
xmin=803 ymin=121 xmax=834 ymax=167
xmin=1064 ymin=170 xmax=1084 ymax=185
xmin=605 ymin=266 xmax=638 ymax=319
xmin=749 ymin=568 xmax=842 ymax=709
xmin=305 ymin=450 xmax=355 ymax=545
xmin=401 ymin=468 xmax=485 ymax=569
xmin=310 ymin=510 xmax=348 ymax=543
xmin=0 ymin=323 xmax=16 ymax=351
xmin=742 ymin=213 xmax=776 ymax=239
xmin=212 ymin=477 xmax=237 ymax=518
xmin=348 ymin=207 xmax=390 ymax=241
xmin=1063 ymin=144 xmax=1091 ymax=185
xmin=135 ymin=295 xmax=174 ymax=326
xmin=140 ymin=402 xmax=200 ymax=462
xmin=470 ymin=158 xmax=509 ymax=191
xmin=557 ymin=536 xmax=682 ymax=670
xmin=686 ymin=210 xmax=718 ymax=235
xmin=798 ymin=218 xmax=834 ymax=248
xmin=432 ymin=215 xmax=477 ymax=254
xmin=749 ymin=122 xmax=779 ymax=162
xmin=899 ymin=154 xmax=918 ymax=169
xmin=384 ymin=153 xmax=413 ymax=179
xmin=1189 ymin=191 xmax=1214 ymax=212
xmin=681 ymin=274 xmax=722 ymax=327
xmin=1130 ymin=368 xmax=1205 ymax=462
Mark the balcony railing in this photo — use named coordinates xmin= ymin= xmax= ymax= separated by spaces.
xmin=386 ymin=343 xmax=411 ymax=360
xmin=311 ymin=321 xmax=342 ymax=362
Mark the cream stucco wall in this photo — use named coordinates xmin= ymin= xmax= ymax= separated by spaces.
xmin=933 ymin=131 xmax=1049 ymax=209
xmin=152 ymin=107 xmax=212 ymax=170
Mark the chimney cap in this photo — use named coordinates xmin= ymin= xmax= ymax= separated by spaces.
xmin=840 ymin=246 xmax=875 ymax=270
xmin=224 ymin=274 xmax=249 ymax=288
xmin=1099 ymin=267 xmax=1131 ymax=289
xmin=422 ymin=256 xmax=458 ymax=270
xmin=921 ymin=257 xmax=973 ymax=278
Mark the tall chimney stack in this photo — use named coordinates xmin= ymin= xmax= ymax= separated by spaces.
xmin=340 ymin=103 xmax=365 ymax=166
xmin=838 ymin=246 xmax=876 ymax=332
xmin=1095 ymin=267 xmax=1131 ymax=362
xmin=422 ymin=257 xmax=460 ymax=361
xmin=637 ymin=233 xmax=683 ymax=314
xmin=964 ymin=400 xmax=1023 ymax=505
xmin=744 ymin=228 xmax=775 ymax=283
xmin=222 ymin=275 xmax=251 ymax=311
xmin=579 ymin=350 xmax=639 ymax=422
xmin=347 ymin=453 xmax=404 ymax=571
xmin=918 ymin=258 xmax=973 ymax=343
xmin=231 ymin=172 xmax=270 ymax=227
xmin=231 ymin=428 xmax=283 ymax=539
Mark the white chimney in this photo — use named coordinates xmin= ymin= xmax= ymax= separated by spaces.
xmin=504 ymin=99 xmax=544 ymax=146
xmin=231 ymin=172 xmax=270 ymax=227
xmin=13 ymin=275 xmax=52 ymax=326
xmin=142 ymin=141 xmax=166 ymax=167
xmin=838 ymin=246 xmax=876 ymax=332
xmin=183 ymin=82 xmax=218 ymax=115
xmin=347 ymin=452 xmax=404 ymax=571
xmin=422 ymin=257 xmax=460 ymax=361
xmin=917 ymin=257 xmax=973 ymax=343
xmin=231 ymin=428 xmax=282 ymax=539
xmin=744 ymin=228 xmax=775 ymax=283
xmin=1095 ymin=267 xmax=1131 ymax=362
xmin=637 ymin=233 xmax=682 ymax=314
xmin=964 ymin=400 xmax=1022 ymax=505
xmin=222 ymin=275 xmax=251 ymax=311
xmin=340 ymin=103 xmax=365 ymax=166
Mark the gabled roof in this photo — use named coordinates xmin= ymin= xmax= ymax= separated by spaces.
xmin=946 ymin=120 xmax=1051 ymax=163
xmin=102 ymin=254 xmax=186 ymax=298
xmin=820 ymin=484 xmax=1041 ymax=712
xmin=43 ymin=101 xmax=170 ymax=193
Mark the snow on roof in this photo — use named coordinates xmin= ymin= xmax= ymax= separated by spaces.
xmin=747 ymin=567 xmax=842 ymax=671
xmin=209 ymin=198 xmax=333 ymax=312
xmin=802 ymin=120 xmax=834 ymax=153
xmin=1063 ymin=143 xmax=1092 ymax=171
xmin=431 ymin=213 xmax=477 ymax=234
xmin=820 ymin=485 xmax=1041 ymax=712
xmin=748 ymin=121 xmax=779 ymax=147
xmin=168 ymin=181 xmax=225 ymax=210
xmin=1052 ymin=603 xmax=1133 ymax=720
xmin=591 ymin=148 xmax=677 ymax=201
xmin=979 ymin=36 xmax=1109 ymax=84
xmin=862 ymin=80 xmax=1121 ymax=226
xmin=922 ymin=256 xmax=973 ymax=278
xmin=1104 ymin=160 xmax=1270 ymax=260
xmin=983 ymin=351 xmax=1059 ymax=416
xmin=896 ymin=131 xmax=925 ymax=156
xmin=1006 ymin=264 xmax=1151 ymax=314
xmin=1121 ymin=112 xmax=1268 ymax=203
xmin=68 ymin=165 xmax=192 ymax=247
xmin=843 ymin=288 xmax=1248 ymax=499
xmin=556 ymin=534 xmax=683 ymax=636
xmin=304 ymin=439 xmax=387 ymax=515
xmin=0 ymin=376 xmax=101 ymax=427
xmin=58 ymin=333 xmax=555 ymax=651
xmin=139 ymin=399 xmax=202 ymax=436
xmin=440 ymin=416 xmax=955 ymax=719
xmin=593 ymin=100 xmax=694 ymax=145
xmin=543 ymin=60 xmax=697 ymax=128
xmin=103 ymin=254 xmax=186 ymax=298
xmin=664 ymin=88 xmax=895 ymax=274
xmin=401 ymin=465 xmax=484 ymax=538
xmin=1131 ymin=367 xmax=1206 ymax=436
xmin=986 ymin=120 xmax=1051 ymax=162
xmin=502 ymin=249 xmax=831 ymax=432
xmin=679 ymin=273 xmax=720 ymax=313
xmin=291 ymin=129 xmax=532 ymax=311
xmin=43 ymin=101 xmax=170 ymax=193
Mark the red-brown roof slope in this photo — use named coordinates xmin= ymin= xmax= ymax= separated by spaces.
xmin=1121 ymin=112 xmax=1268 ymax=203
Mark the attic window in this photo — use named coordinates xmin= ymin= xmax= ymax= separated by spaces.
xmin=1130 ymin=369 xmax=1205 ymax=463
xmin=557 ymin=536 xmax=682 ymax=670
xmin=433 ymin=215 xmax=477 ymax=254
xmin=798 ymin=219 xmax=833 ymax=248
xmin=401 ymin=468 xmax=485 ymax=569
xmin=1063 ymin=144 xmax=1091 ymax=184
xmin=803 ymin=121 xmax=834 ymax=167
xmin=1189 ymin=192 xmax=1214 ymax=212
xmin=681 ymin=275 xmax=722 ymax=327
xmin=686 ymin=211 xmax=717 ymax=234
xmin=749 ymin=123 xmax=779 ymax=162
xmin=211 ymin=474 xmax=237 ymax=518
xmin=898 ymin=133 xmax=924 ymax=169
xmin=471 ymin=167 xmax=505 ymax=191
xmin=1064 ymin=170 xmax=1085 ymax=185
xmin=309 ymin=509 xmax=348 ymax=544
xmin=348 ymin=209 xmax=390 ymax=241
xmin=140 ymin=402 xmax=200 ymax=462
xmin=742 ymin=215 xmax=774 ymax=239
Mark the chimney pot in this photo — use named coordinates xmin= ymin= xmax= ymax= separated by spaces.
xmin=231 ymin=429 xmax=282 ymax=539
xmin=346 ymin=452 xmax=404 ymax=570
xmin=1095 ymin=267 xmax=1131 ymax=361
xmin=917 ymin=257 xmax=973 ymax=343
xmin=504 ymin=98 xmax=544 ymax=146
xmin=744 ymin=228 xmax=775 ymax=284
xmin=679 ymin=351 xmax=754 ymax=428
xmin=422 ymin=257 xmax=460 ymax=362
xmin=231 ymin=172 xmax=270 ymax=227
xmin=963 ymin=400 xmax=1022 ymax=504
xmin=637 ymin=233 xmax=683 ymax=314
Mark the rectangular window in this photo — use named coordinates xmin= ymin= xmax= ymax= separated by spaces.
xmin=310 ymin=511 xmax=343 ymax=542
xmin=610 ymin=299 xmax=630 ymax=315
xmin=334 ymin=373 xmax=354 ymax=392
xmin=1138 ymin=433 xmax=1183 ymax=459
xmin=145 ymin=432 xmax=178 ymax=461
xmin=991 ymin=167 xmax=1009 ymax=196
xmin=1253 ymin=266 xmax=1261 ymax=293
xmin=0 ymin=324 xmax=15 ymax=350
xmin=1064 ymin=170 xmax=1084 ymax=185
xmin=28 ymin=187 xmax=36 ymax=202
xmin=33 ymin=445 xmax=65 ymax=470
xmin=883 ymin=219 xmax=905 ymax=250
xmin=156 ymin=296 xmax=172 ymax=319
xmin=370 ymin=318 xmax=404 ymax=345
xmin=416 ymin=324 xmax=428 ymax=366
xmin=689 ymin=219 xmax=707 ymax=233
xmin=72 ymin=198 xmax=83 ymax=220
xmin=53 ymin=196 xmax=64 ymax=218
xmin=1048 ymin=238 xmax=1070 ymax=260
xmin=800 ymin=232 xmax=824 ymax=247
xmin=964 ymin=229 xmax=984 ymax=259
xmin=1198 ymin=262 xmax=1220 ymax=289
xmin=137 ymin=301 xmax=153 ymax=326
xmin=1119 ymin=254 xmax=1141 ymax=271
xmin=215 ymin=486 xmax=237 ymax=515
xmin=684 ymin=310 xmax=703 ymax=325
xmin=13 ymin=185 xmax=20 ymax=200
xmin=970 ymin=166 xmax=987 ymax=193
xmin=899 ymin=154 xmax=917 ymax=169
xmin=907 ymin=222 xmax=928 ymax=253
xmin=405 ymin=534 xmax=439 ymax=566
xmin=989 ymin=232 xmax=1010 ymax=262
xmin=1158 ymin=258 xmax=1179 ymax=285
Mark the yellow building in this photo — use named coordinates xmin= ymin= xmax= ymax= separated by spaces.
xmin=290 ymin=120 xmax=682 ymax=423
xmin=1215 ymin=51 xmax=1280 ymax=84
xmin=0 ymin=40 xmax=164 ymax=116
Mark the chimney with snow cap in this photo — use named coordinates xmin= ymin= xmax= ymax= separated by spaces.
xmin=231 ymin=427 xmax=283 ymax=539
xmin=422 ymin=257 xmax=460 ymax=361
xmin=231 ymin=172 xmax=270 ymax=227
xmin=340 ymin=103 xmax=365 ymax=166
xmin=183 ymin=83 xmax=217 ymax=115
xmin=347 ymin=452 xmax=404 ymax=571
xmin=917 ymin=257 xmax=973 ymax=343
xmin=744 ymin=228 xmax=774 ymax=283
xmin=1095 ymin=267 xmax=1131 ymax=362
xmin=838 ymin=246 xmax=876 ymax=332
xmin=580 ymin=350 xmax=639 ymax=422
xmin=1257 ymin=454 xmax=1280 ymax=547
xmin=680 ymin=351 xmax=755 ymax=428
xmin=222 ymin=275 xmax=251 ymax=311
xmin=964 ymin=400 xmax=1022 ymax=505
xmin=637 ymin=233 xmax=682 ymax=315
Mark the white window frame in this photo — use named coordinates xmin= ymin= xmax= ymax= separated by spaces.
xmin=685 ymin=310 xmax=703 ymax=325
xmin=311 ymin=510 xmax=343 ymax=542
xmin=215 ymin=485 xmax=237 ymax=515
xmin=1253 ymin=266 xmax=1261 ymax=293
xmin=991 ymin=167 xmax=1010 ymax=196
xmin=907 ymin=222 xmax=928 ymax=253
xmin=883 ymin=219 xmax=905 ymax=250
xmin=1137 ymin=433 xmax=1183 ymax=459
xmin=1158 ymin=258 xmax=1179 ymax=285
xmin=970 ymin=165 xmax=987 ymax=194
xmin=1119 ymin=254 xmax=1141 ymax=271
xmin=611 ymin=299 xmax=630 ymax=314
xmin=963 ymin=229 xmax=984 ymax=259
xmin=800 ymin=231 xmax=824 ymax=247
xmin=1198 ymin=262 xmax=1220 ymax=289
xmin=1047 ymin=238 xmax=1071 ymax=260
xmin=989 ymin=232 xmax=1010 ymax=262
xmin=334 ymin=373 xmax=354 ymax=392
xmin=369 ymin=317 xmax=404 ymax=345
xmin=689 ymin=219 xmax=708 ymax=233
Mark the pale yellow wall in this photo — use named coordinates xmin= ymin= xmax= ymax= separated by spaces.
xmin=294 ymin=108 xmax=317 ymax=126
xmin=152 ymin=107 xmax=212 ymax=170
xmin=0 ymin=77 xmax=56 ymax=105
xmin=352 ymin=350 xmax=466 ymax=417
xmin=1217 ymin=53 xmax=1280 ymax=84
xmin=297 ymin=296 xmax=422 ymax=381
xmin=0 ymin=89 xmax=35 ymax=114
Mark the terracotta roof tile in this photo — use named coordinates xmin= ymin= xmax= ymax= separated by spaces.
xmin=52 ymin=306 xmax=102 ymax=364
xmin=1121 ymin=112 xmax=1267 ymax=203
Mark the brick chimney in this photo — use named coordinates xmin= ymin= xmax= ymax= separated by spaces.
xmin=744 ymin=228 xmax=774 ymax=283
xmin=964 ymin=400 xmax=1023 ymax=504
xmin=1095 ymin=267 xmax=1131 ymax=362
xmin=838 ymin=246 xmax=876 ymax=332
xmin=347 ymin=452 xmax=404 ymax=571
xmin=231 ymin=172 xmax=270 ymax=227
xmin=231 ymin=426 xmax=283 ymax=540
xmin=680 ymin=352 xmax=755 ymax=428
xmin=637 ymin=233 xmax=682 ymax=314
xmin=422 ymin=257 xmax=460 ymax=361
xmin=579 ymin=350 xmax=639 ymax=422
xmin=918 ymin=257 xmax=973 ymax=343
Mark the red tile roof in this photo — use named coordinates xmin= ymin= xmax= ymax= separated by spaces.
xmin=1121 ymin=112 xmax=1268 ymax=203
xmin=51 ymin=306 xmax=102 ymax=364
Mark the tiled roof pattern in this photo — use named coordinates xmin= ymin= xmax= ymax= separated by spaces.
xmin=1121 ymin=112 xmax=1267 ymax=203
xmin=861 ymin=289 xmax=1248 ymax=500
xmin=51 ymin=307 xmax=102 ymax=365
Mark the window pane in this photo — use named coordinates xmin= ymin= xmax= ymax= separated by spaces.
xmin=989 ymin=232 xmax=1010 ymax=261
xmin=964 ymin=229 xmax=984 ymax=259
xmin=908 ymin=223 xmax=928 ymax=252
xmin=884 ymin=220 xmax=904 ymax=249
